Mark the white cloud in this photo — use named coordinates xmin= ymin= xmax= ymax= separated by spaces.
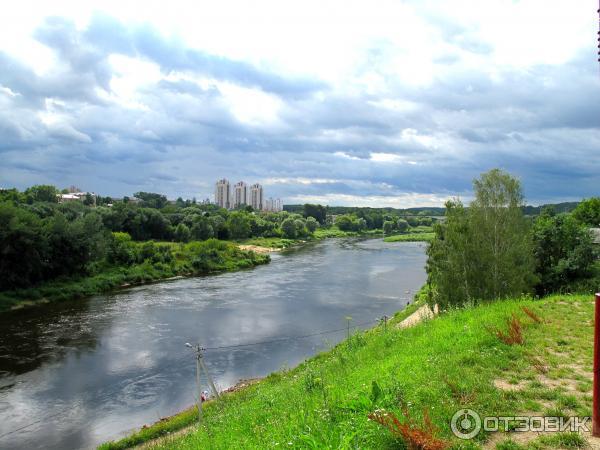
xmin=0 ymin=0 xmax=597 ymax=205
xmin=217 ymin=83 xmax=284 ymax=127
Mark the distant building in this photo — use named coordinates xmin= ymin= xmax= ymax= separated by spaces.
xmin=58 ymin=191 xmax=97 ymax=206
xmin=213 ymin=179 xmax=282 ymax=211
xmin=264 ymin=197 xmax=283 ymax=212
xmin=233 ymin=181 xmax=248 ymax=208
xmin=249 ymin=183 xmax=263 ymax=210
xmin=214 ymin=179 xmax=231 ymax=209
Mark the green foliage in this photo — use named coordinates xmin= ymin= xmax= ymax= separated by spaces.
xmin=0 ymin=201 xmax=46 ymax=289
xmin=396 ymin=218 xmax=409 ymax=232
xmin=227 ymin=211 xmax=252 ymax=239
xmin=24 ymin=184 xmax=59 ymax=203
xmin=532 ymin=211 xmax=596 ymax=294
xmin=0 ymin=238 xmax=268 ymax=311
xmin=187 ymin=239 xmax=269 ymax=272
xmin=572 ymin=197 xmax=600 ymax=226
xmin=538 ymin=432 xmax=587 ymax=449
xmin=103 ymin=294 xmax=593 ymax=450
xmin=133 ymin=192 xmax=168 ymax=209
xmin=427 ymin=169 xmax=535 ymax=309
xmin=174 ymin=223 xmax=191 ymax=243
xmin=383 ymin=232 xmax=435 ymax=243
xmin=107 ymin=232 xmax=137 ymax=265
xmin=382 ymin=220 xmax=394 ymax=235
xmin=417 ymin=216 xmax=433 ymax=227
xmin=44 ymin=211 xmax=108 ymax=277
xmin=189 ymin=216 xmax=214 ymax=241
xmin=305 ymin=216 xmax=319 ymax=233
xmin=336 ymin=214 xmax=367 ymax=232
xmin=294 ymin=218 xmax=307 ymax=237
xmin=303 ymin=203 xmax=327 ymax=224
xmin=281 ymin=217 xmax=297 ymax=238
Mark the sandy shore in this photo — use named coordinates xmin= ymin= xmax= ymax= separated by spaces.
xmin=238 ymin=244 xmax=281 ymax=254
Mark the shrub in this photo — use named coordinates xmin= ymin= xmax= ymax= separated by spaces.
xmin=281 ymin=218 xmax=297 ymax=239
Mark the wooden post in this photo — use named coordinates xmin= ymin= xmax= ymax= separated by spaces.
xmin=382 ymin=315 xmax=388 ymax=332
xmin=594 ymin=293 xmax=600 ymax=436
xmin=199 ymin=355 xmax=221 ymax=400
xmin=345 ymin=316 xmax=352 ymax=341
xmin=195 ymin=348 xmax=203 ymax=426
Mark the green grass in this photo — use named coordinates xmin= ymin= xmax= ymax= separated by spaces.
xmin=239 ymin=226 xmax=386 ymax=248
xmin=100 ymin=293 xmax=596 ymax=450
xmin=383 ymin=232 xmax=435 ymax=242
xmin=313 ymin=227 xmax=383 ymax=239
xmin=0 ymin=240 xmax=269 ymax=312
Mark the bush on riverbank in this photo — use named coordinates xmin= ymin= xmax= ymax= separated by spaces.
xmin=101 ymin=293 xmax=596 ymax=450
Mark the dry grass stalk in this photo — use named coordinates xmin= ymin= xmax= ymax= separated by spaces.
xmin=368 ymin=408 xmax=448 ymax=450
xmin=488 ymin=314 xmax=524 ymax=345
xmin=521 ymin=306 xmax=543 ymax=324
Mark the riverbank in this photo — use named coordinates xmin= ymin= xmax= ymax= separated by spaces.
xmin=383 ymin=231 xmax=435 ymax=243
xmin=236 ymin=226 xmax=402 ymax=251
xmin=0 ymin=228 xmax=427 ymax=313
xmin=99 ymin=295 xmax=429 ymax=450
xmin=100 ymin=293 xmax=596 ymax=450
xmin=0 ymin=239 xmax=269 ymax=313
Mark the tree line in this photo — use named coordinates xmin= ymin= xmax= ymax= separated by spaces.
xmin=0 ymin=187 xmax=324 ymax=291
xmin=426 ymin=169 xmax=599 ymax=309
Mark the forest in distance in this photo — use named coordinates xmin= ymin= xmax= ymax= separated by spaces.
xmin=0 ymin=172 xmax=598 ymax=311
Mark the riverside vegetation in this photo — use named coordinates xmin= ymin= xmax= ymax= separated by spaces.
xmin=102 ymin=169 xmax=600 ymax=450
xmin=0 ymin=187 xmax=436 ymax=311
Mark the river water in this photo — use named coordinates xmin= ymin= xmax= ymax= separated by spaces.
xmin=0 ymin=238 xmax=427 ymax=449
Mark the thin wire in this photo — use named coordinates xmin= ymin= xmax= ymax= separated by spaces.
xmin=0 ymin=317 xmax=385 ymax=440
xmin=202 ymin=319 xmax=380 ymax=351
xmin=0 ymin=409 xmax=68 ymax=440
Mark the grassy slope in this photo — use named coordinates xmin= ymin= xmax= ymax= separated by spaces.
xmin=101 ymin=293 xmax=596 ymax=450
xmin=0 ymin=241 xmax=269 ymax=312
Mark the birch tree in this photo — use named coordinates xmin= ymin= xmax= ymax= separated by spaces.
xmin=426 ymin=169 xmax=535 ymax=308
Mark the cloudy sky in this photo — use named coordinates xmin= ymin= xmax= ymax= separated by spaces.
xmin=0 ymin=0 xmax=598 ymax=207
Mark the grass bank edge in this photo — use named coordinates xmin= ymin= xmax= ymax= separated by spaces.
xmin=100 ymin=292 xmax=596 ymax=450
xmin=98 ymin=292 xmax=428 ymax=450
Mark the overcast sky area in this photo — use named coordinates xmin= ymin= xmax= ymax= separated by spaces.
xmin=0 ymin=0 xmax=598 ymax=207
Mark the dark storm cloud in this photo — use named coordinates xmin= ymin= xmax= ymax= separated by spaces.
xmin=0 ymin=12 xmax=598 ymax=205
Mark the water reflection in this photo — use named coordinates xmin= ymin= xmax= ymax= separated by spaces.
xmin=0 ymin=238 xmax=427 ymax=450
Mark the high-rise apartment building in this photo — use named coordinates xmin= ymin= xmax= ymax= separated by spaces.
xmin=264 ymin=197 xmax=283 ymax=212
xmin=249 ymin=183 xmax=263 ymax=210
xmin=233 ymin=181 xmax=248 ymax=208
xmin=214 ymin=179 xmax=281 ymax=211
xmin=214 ymin=178 xmax=231 ymax=209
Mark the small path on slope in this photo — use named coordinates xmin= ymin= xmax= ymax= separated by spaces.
xmin=397 ymin=303 xmax=439 ymax=329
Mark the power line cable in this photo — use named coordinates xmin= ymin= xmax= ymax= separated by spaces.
xmin=0 ymin=317 xmax=384 ymax=440
xmin=202 ymin=319 xmax=380 ymax=351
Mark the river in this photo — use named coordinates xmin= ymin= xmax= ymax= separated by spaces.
xmin=0 ymin=238 xmax=427 ymax=449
